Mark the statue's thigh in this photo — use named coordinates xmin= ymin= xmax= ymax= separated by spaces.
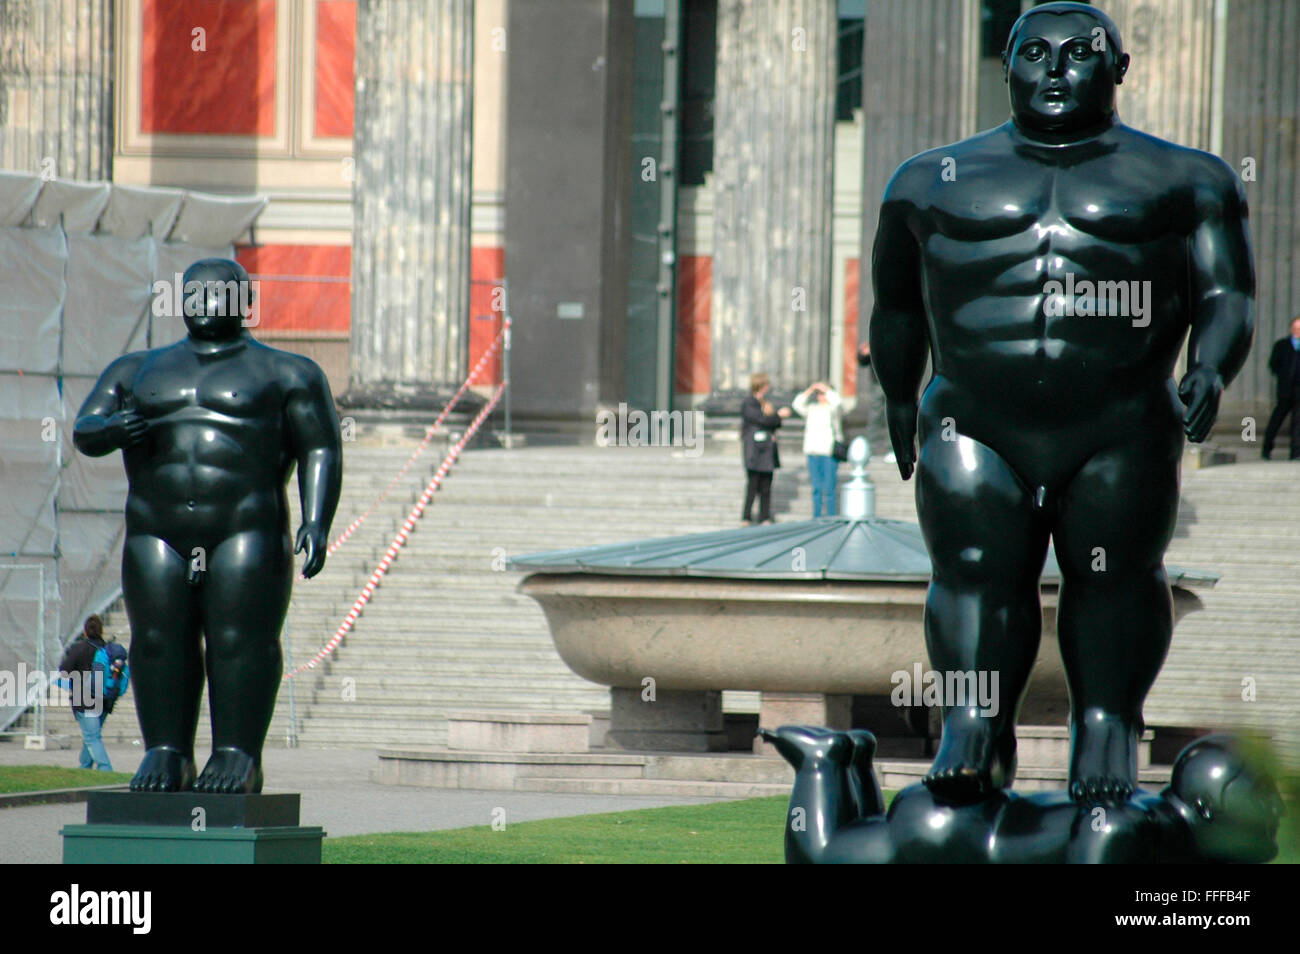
xmin=915 ymin=431 xmax=1047 ymax=584
xmin=1053 ymin=436 xmax=1180 ymax=578
xmin=121 ymin=534 xmax=200 ymax=645
xmin=201 ymin=530 xmax=293 ymax=652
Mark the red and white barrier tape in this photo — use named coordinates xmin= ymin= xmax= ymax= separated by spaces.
xmin=324 ymin=319 xmax=510 ymax=556
xmin=285 ymin=382 xmax=507 ymax=678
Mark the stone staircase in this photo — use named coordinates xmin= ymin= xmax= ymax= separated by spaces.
xmin=1155 ymin=461 xmax=1300 ymax=762
xmin=33 ymin=429 xmax=1300 ymax=772
xmin=38 ymin=431 xmax=862 ymax=750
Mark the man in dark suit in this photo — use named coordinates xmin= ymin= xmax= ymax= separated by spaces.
xmin=1263 ymin=316 xmax=1300 ymax=459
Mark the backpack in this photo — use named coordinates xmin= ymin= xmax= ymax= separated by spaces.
xmin=92 ymin=642 xmax=130 ymax=712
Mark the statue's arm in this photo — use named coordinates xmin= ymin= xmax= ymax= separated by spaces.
xmin=72 ymin=353 xmax=148 ymax=457
xmin=285 ymin=358 xmax=343 ymax=578
xmin=1179 ymin=158 xmax=1255 ymax=442
xmin=868 ymin=168 xmax=929 ymax=479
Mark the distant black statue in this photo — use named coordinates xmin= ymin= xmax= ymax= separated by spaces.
xmin=74 ymin=258 xmax=342 ymax=794
xmin=762 ymin=726 xmax=1284 ymax=864
xmin=868 ymin=1 xmax=1254 ymax=805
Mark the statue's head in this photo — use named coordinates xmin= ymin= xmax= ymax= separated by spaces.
xmin=1002 ymin=2 xmax=1129 ymax=135
xmin=1166 ymin=735 xmax=1286 ymax=863
xmin=181 ymin=258 xmax=255 ymax=341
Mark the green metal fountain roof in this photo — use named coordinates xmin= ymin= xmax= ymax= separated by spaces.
xmin=508 ymin=516 xmax=1219 ymax=585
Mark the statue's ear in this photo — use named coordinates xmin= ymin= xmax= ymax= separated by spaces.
xmin=1001 ymin=49 xmax=1009 ymax=82
xmin=1114 ymin=52 xmax=1130 ymax=86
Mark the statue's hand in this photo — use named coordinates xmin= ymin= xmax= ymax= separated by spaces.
xmin=295 ymin=523 xmax=328 ymax=579
xmin=106 ymin=409 xmax=148 ymax=449
xmin=886 ymin=400 xmax=918 ymax=480
xmin=1177 ymin=366 xmax=1223 ymax=444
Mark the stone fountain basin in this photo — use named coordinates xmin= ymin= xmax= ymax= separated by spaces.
xmin=518 ymin=572 xmax=1209 ymax=725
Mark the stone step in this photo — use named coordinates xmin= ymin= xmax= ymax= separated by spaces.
xmin=512 ymin=776 xmax=791 ymax=797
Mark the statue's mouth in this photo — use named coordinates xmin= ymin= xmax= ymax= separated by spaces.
xmin=1041 ymin=87 xmax=1070 ymax=103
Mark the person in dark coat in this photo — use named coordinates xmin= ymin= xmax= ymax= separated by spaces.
xmin=1262 ymin=316 xmax=1300 ymax=459
xmin=741 ymin=372 xmax=791 ymax=524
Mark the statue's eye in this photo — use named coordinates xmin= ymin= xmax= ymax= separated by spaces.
xmin=1020 ymin=42 xmax=1045 ymax=61
xmin=1069 ymin=43 xmax=1092 ymax=61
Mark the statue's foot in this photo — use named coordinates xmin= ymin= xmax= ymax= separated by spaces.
xmin=844 ymin=729 xmax=884 ymax=817
xmin=130 ymin=746 xmax=196 ymax=792
xmin=923 ymin=712 xmax=1015 ymax=804
xmin=845 ymin=729 xmax=878 ymax=771
xmin=758 ymin=725 xmax=852 ymax=771
xmin=1069 ymin=712 xmax=1137 ymax=803
xmin=194 ymin=746 xmax=263 ymax=794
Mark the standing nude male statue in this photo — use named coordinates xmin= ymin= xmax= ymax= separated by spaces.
xmin=74 ymin=258 xmax=343 ymax=794
xmin=869 ymin=2 xmax=1253 ymax=803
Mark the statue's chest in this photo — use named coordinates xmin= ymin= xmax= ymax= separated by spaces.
xmin=133 ymin=354 xmax=279 ymax=419
xmin=926 ymin=158 xmax=1180 ymax=247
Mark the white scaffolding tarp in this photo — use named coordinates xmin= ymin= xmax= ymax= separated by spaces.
xmin=0 ymin=171 xmax=266 ymax=731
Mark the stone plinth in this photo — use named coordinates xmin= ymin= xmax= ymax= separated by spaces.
xmin=61 ymin=792 xmax=323 ymax=864
xmin=604 ymin=687 xmax=728 ymax=753
xmin=446 ymin=710 xmax=591 ymax=754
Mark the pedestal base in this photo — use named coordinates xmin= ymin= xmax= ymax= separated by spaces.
xmin=604 ymin=688 xmax=728 ymax=752
xmin=61 ymin=792 xmax=324 ymax=864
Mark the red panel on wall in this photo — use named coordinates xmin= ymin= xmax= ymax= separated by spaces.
xmin=315 ymin=0 xmax=355 ymax=138
xmin=469 ymin=247 xmax=506 ymax=386
xmin=843 ymin=258 xmax=859 ymax=394
xmin=675 ymin=255 xmax=712 ymax=396
xmin=236 ymin=245 xmax=351 ymax=334
xmin=141 ymin=0 xmax=277 ymax=136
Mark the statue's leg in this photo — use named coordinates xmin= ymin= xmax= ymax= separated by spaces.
xmin=193 ymin=529 xmax=293 ymax=794
xmin=122 ymin=533 xmax=202 ymax=792
xmin=916 ymin=430 xmax=1049 ymax=803
xmin=1054 ymin=433 xmax=1179 ymax=802
xmin=759 ymin=726 xmax=858 ymax=863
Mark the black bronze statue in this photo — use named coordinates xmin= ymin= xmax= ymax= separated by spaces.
xmin=74 ymin=258 xmax=342 ymax=794
xmin=762 ymin=726 xmax=1283 ymax=864
xmin=867 ymin=2 xmax=1253 ymax=805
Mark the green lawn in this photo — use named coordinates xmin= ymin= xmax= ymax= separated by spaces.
xmin=324 ymin=795 xmax=792 ymax=864
xmin=0 ymin=765 xmax=132 ymax=795
xmin=324 ymin=790 xmax=1298 ymax=865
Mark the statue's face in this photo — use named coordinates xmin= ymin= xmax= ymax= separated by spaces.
xmin=181 ymin=262 xmax=253 ymax=341
xmin=1005 ymin=12 xmax=1127 ymax=134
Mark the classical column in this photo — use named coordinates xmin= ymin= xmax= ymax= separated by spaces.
xmin=858 ymin=0 xmax=977 ymax=346
xmin=1104 ymin=0 xmax=1216 ymax=151
xmin=1217 ymin=0 xmax=1300 ymax=420
xmin=503 ymin=0 xmax=634 ymax=420
xmin=0 ymin=0 xmax=114 ymax=180
xmin=349 ymin=0 xmax=473 ymax=405
xmin=709 ymin=0 xmax=835 ymax=397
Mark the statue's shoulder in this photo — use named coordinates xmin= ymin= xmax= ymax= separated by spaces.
xmin=257 ymin=339 xmax=331 ymax=390
xmin=99 ymin=348 xmax=151 ymax=381
xmin=882 ymin=125 xmax=1011 ymax=204
xmin=1116 ymin=124 xmax=1240 ymax=191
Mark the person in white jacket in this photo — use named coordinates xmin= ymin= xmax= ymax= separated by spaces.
xmin=792 ymin=382 xmax=844 ymax=517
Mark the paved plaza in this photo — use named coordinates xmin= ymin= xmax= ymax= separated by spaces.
xmin=0 ymin=742 xmax=724 ymax=864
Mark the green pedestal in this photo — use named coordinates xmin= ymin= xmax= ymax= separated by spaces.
xmin=61 ymin=792 xmax=325 ymax=864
